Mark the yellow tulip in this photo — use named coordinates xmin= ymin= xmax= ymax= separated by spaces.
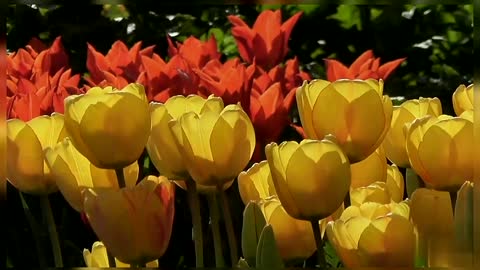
xmin=296 ymin=79 xmax=392 ymax=163
xmin=406 ymin=115 xmax=473 ymax=191
xmin=350 ymin=146 xmax=387 ymax=188
xmin=385 ymin=164 xmax=405 ymax=202
xmin=383 ymin=97 xmax=442 ymax=168
xmin=146 ymin=95 xmax=223 ymax=180
xmin=7 ymin=113 xmax=68 ymax=194
xmin=453 ymin=181 xmax=474 ymax=267
xmin=258 ymin=197 xmax=316 ymax=261
xmin=45 ymin=137 xmax=139 ymax=212
xmin=83 ymin=175 xmax=174 ymax=265
xmin=326 ymin=201 xmax=415 ymax=267
xmin=409 ymin=188 xmax=455 ymax=266
xmin=64 ymin=83 xmax=150 ymax=169
xmin=169 ymin=103 xmax=255 ymax=187
xmin=83 ymin=241 xmax=158 ymax=268
xmin=265 ymin=138 xmax=350 ymax=221
xmin=350 ymin=181 xmax=391 ymax=206
xmin=238 ymin=160 xmax=277 ymax=204
xmin=459 ymin=109 xmax=473 ymax=122
xmin=452 ymin=84 xmax=473 ymax=116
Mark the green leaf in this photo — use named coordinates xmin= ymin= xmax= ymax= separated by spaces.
xmin=328 ymin=5 xmax=362 ymax=31
xmin=406 ymin=168 xmax=424 ymax=199
xmin=236 ymin=257 xmax=250 ymax=268
xmin=256 ymin=225 xmax=284 ymax=268
xmin=324 ymin=239 xmax=342 ymax=268
xmin=208 ymin=28 xmax=224 ymax=45
xmin=241 ymin=202 xmax=267 ymax=267
xmin=143 ymin=156 xmax=150 ymax=170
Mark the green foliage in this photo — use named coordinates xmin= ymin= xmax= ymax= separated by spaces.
xmin=255 ymin=225 xmax=284 ymax=269
xmin=241 ymin=202 xmax=267 ymax=267
xmin=324 ymin=239 xmax=343 ymax=268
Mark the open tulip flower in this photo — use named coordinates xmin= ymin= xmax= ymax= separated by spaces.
xmin=296 ymin=79 xmax=392 ymax=163
xmin=7 ymin=113 xmax=68 ymax=195
xmin=452 ymin=84 xmax=473 ymax=116
xmin=265 ymin=138 xmax=350 ymax=221
xmin=350 ymin=146 xmax=387 ymax=189
xmin=238 ymin=160 xmax=277 ymax=204
xmin=45 ymin=137 xmax=139 ymax=212
xmin=167 ymin=35 xmax=221 ymax=69
xmin=83 ymin=241 xmax=158 ymax=268
xmin=383 ymin=97 xmax=442 ymax=168
xmin=325 ymin=49 xmax=405 ymax=81
xmin=228 ymin=9 xmax=303 ymax=70
xmin=64 ymin=83 xmax=151 ymax=169
xmin=83 ymin=175 xmax=175 ymax=266
xmin=169 ymin=101 xmax=256 ymax=187
xmin=405 ymin=114 xmax=473 ymax=191
xmin=326 ymin=201 xmax=415 ymax=267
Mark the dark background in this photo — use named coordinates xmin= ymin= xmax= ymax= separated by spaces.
xmin=6 ymin=3 xmax=473 ymax=268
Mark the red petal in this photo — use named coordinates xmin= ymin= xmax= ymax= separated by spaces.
xmin=86 ymin=43 xmax=109 ymax=84
xmin=349 ymin=50 xmax=374 ymax=74
xmin=227 ymin=15 xmax=249 ymax=27
xmin=325 ymin=59 xmax=350 ymax=81
xmin=377 ymin=58 xmax=406 ymax=80
xmin=280 ymin=11 xmax=303 ymax=59
xmin=231 ymin=27 xmax=256 ymax=64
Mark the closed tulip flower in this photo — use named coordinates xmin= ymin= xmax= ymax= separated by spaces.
xmin=385 ymin=164 xmax=405 ymax=202
xmin=452 ymin=84 xmax=473 ymax=116
xmin=410 ymin=188 xmax=455 ymax=266
xmin=350 ymin=146 xmax=387 ymax=188
xmin=265 ymin=138 xmax=350 ymax=221
xmin=83 ymin=175 xmax=174 ymax=265
xmin=83 ymin=241 xmax=158 ymax=268
xmin=383 ymin=97 xmax=442 ymax=168
xmin=238 ymin=160 xmax=277 ymax=204
xmin=147 ymin=94 xmax=223 ymax=180
xmin=7 ymin=113 xmax=68 ymax=194
xmin=169 ymin=103 xmax=255 ymax=187
xmin=64 ymin=83 xmax=150 ymax=169
xmin=45 ymin=137 xmax=139 ymax=212
xmin=406 ymin=115 xmax=473 ymax=191
xmin=350 ymin=181 xmax=391 ymax=206
xmin=296 ymin=79 xmax=392 ymax=163
xmin=326 ymin=202 xmax=415 ymax=267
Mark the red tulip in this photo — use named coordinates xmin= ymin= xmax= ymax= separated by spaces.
xmin=228 ymin=9 xmax=302 ymax=69
xmin=85 ymin=40 xmax=155 ymax=87
xmin=325 ymin=50 xmax=405 ymax=81
xmin=194 ymin=57 xmax=256 ymax=109
xmin=167 ymin=35 xmax=221 ymax=68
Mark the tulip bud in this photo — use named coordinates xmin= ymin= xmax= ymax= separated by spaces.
xmin=265 ymin=138 xmax=350 ymax=221
xmin=83 ymin=175 xmax=174 ymax=265
xmin=169 ymin=103 xmax=256 ymax=187
xmin=296 ymin=79 xmax=392 ymax=163
xmin=238 ymin=160 xmax=277 ymax=204
xmin=7 ymin=113 xmax=68 ymax=194
xmin=64 ymin=83 xmax=150 ymax=169
xmin=45 ymin=137 xmax=139 ymax=212
xmin=406 ymin=115 xmax=473 ymax=191
xmin=452 ymin=84 xmax=473 ymax=116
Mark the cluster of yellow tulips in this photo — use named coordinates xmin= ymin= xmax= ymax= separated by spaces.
xmin=6 ymin=78 xmax=474 ymax=267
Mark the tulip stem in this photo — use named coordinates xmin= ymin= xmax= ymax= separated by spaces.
xmin=343 ymin=192 xmax=351 ymax=208
xmin=107 ymin=250 xmax=116 ymax=267
xmin=207 ymin=193 xmax=226 ymax=267
xmin=19 ymin=191 xmax=47 ymax=267
xmin=218 ymin=186 xmax=238 ymax=265
xmin=115 ymin=168 xmax=126 ymax=188
xmin=449 ymin=191 xmax=457 ymax=215
xmin=185 ymin=179 xmax=204 ymax=267
xmin=40 ymin=195 xmax=63 ymax=267
xmin=310 ymin=220 xmax=326 ymax=268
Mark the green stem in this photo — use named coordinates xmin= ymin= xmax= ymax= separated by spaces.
xmin=185 ymin=179 xmax=204 ymax=267
xmin=310 ymin=220 xmax=326 ymax=268
xmin=115 ymin=168 xmax=126 ymax=188
xmin=40 ymin=195 xmax=63 ymax=267
xmin=207 ymin=193 xmax=225 ymax=267
xmin=415 ymin=233 xmax=428 ymax=267
xmin=218 ymin=186 xmax=238 ymax=265
xmin=19 ymin=191 xmax=47 ymax=267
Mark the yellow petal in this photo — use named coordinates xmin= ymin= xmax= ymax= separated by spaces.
xmin=238 ymin=160 xmax=276 ymax=204
xmin=452 ymin=84 xmax=473 ymax=116
xmin=410 ymin=188 xmax=454 ymax=235
xmin=296 ymin=80 xmax=330 ymax=139
xmin=350 ymin=146 xmax=387 ymax=188
xmin=385 ymin=164 xmax=405 ymax=202
xmin=350 ymin=182 xmax=391 ymax=206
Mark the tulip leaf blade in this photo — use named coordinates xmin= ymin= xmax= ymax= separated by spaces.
xmin=241 ymin=202 xmax=267 ymax=267
xmin=256 ymin=224 xmax=284 ymax=269
xmin=324 ymin=239 xmax=342 ymax=268
xmin=406 ymin=168 xmax=424 ymax=199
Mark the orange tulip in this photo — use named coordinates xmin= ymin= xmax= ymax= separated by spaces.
xmin=167 ymin=35 xmax=221 ymax=68
xmin=325 ymin=50 xmax=405 ymax=81
xmin=83 ymin=175 xmax=175 ymax=265
xmin=228 ymin=9 xmax=302 ymax=69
